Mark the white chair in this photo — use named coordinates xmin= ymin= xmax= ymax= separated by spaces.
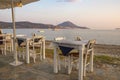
xmin=29 ymin=35 xmax=43 ymax=63
xmin=68 ymin=39 xmax=96 ymax=76
xmin=5 ymin=34 xmax=12 ymax=53
xmin=18 ymin=36 xmax=43 ymax=63
xmin=17 ymin=38 xmax=26 ymax=59
xmin=83 ymin=39 xmax=96 ymax=76
xmin=17 ymin=35 xmax=43 ymax=63
xmin=54 ymin=37 xmax=70 ymax=72
xmin=0 ymin=34 xmax=6 ymax=55
xmin=57 ymin=36 xmax=82 ymax=74
xmin=0 ymin=33 xmax=12 ymax=55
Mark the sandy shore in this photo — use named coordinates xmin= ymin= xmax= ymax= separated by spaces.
xmin=45 ymin=40 xmax=120 ymax=57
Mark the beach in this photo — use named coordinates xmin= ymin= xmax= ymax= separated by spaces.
xmin=0 ymin=40 xmax=120 ymax=80
xmin=94 ymin=44 xmax=120 ymax=57
xmin=46 ymin=40 xmax=120 ymax=57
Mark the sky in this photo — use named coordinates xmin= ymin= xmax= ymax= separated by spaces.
xmin=0 ymin=0 xmax=120 ymax=30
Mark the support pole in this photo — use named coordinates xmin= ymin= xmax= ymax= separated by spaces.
xmin=10 ymin=0 xmax=23 ymax=66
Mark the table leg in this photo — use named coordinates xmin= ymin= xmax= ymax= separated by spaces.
xmin=68 ymin=55 xmax=72 ymax=74
xmin=42 ymin=39 xmax=45 ymax=59
xmin=54 ymin=46 xmax=58 ymax=73
xmin=89 ymin=48 xmax=94 ymax=72
xmin=11 ymin=37 xmax=13 ymax=53
xmin=26 ymin=39 xmax=30 ymax=64
xmin=4 ymin=40 xmax=6 ymax=55
xmin=11 ymin=38 xmax=13 ymax=53
xmin=78 ymin=45 xmax=84 ymax=80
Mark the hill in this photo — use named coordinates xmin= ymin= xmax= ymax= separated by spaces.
xmin=57 ymin=21 xmax=89 ymax=29
xmin=0 ymin=21 xmax=55 ymax=29
xmin=115 ymin=28 xmax=120 ymax=30
xmin=0 ymin=21 xmax=89 ymax=29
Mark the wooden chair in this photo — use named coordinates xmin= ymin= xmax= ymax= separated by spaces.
xmin=68 ymin=39 xmax=96 ymax=76
xmin=0 ymin=33 xmax=12 ymax=55
xmin=17 ymin=38 xmax=26 ymax=59
xmin=29 ymin=35 xmax=43 ymax=63
xmin=56 ymin=36 xmax=82 ymax=74
xmin=17 ymin=35 xmax=43 ymax=63
xmin=5 ymin=34 xmax=12 ymax=53
xmin=0 ymin=34 xmax=6 ymax=55
xmin=54 ymin=37 xmax=68 ymax=71
xmin=16 ymin=34 xmax=27 ymax=59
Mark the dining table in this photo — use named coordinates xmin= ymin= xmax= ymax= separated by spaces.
xmin=52 ymin=40 xmax=94 ymax=80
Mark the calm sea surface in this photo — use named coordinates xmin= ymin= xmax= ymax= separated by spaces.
xmin=3 ymin=29 xmax=120 ymax=45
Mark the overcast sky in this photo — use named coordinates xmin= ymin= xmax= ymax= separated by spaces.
xmin=0 ymin=0 xmax=120 ymax=29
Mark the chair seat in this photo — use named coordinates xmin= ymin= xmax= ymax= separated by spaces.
xmin=70 ymin=52 xmax=79 ymax=57
xmin=69 ymin=52 xmax=91 ymax=64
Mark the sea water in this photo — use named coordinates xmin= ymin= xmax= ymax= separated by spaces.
xmin=2 ymin=29 xmax=120 ymax=45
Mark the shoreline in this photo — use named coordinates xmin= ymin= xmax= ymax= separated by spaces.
xmin=45 ymin=40 xmax=120 ymax=57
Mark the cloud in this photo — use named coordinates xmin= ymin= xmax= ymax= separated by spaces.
xmin=57 ymin=0 xmax=78 ymax=2
xmin=64 ymin=0 xmax=77 ymax=2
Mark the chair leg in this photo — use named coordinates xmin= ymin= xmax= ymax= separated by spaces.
xmin=57 ymin=54 xmax=74 ymax=74
xmin=33 ymin=55 xmax=36 ymax=63
xmin=83 ymin=54 xmax=87 ymax=76
xmin=58 ymin=55 xmax=61 ymax=71
xmin=64 ymin=57 xmax=67 ymax=68
xmin=40 ymin=44 xmax=43 ymax=61
xmin=76 ymin=62 xmax=79 ymax=70
xmin=68 ymin=55 xmax=72 ymax=74
xmin=1 ymin=48 xmax=4 ymax=55
xmin=7 ymin=45 xmax=12 ymax=53
xmin=4 ymin=47 xmax=6 ymax=55
xmin=88 ymin=51 xmax=94 ymax=72
xmin=22 ymin=53 xmax=25 ymax=60
xmin=22 ymin=50 xmax=25 ymax=59
xmin=40 ymin=53 xmax=42 ymax=61
xmin=18 ymin=52 xmax=21 ymax=58
xmin=9 ymin=46 xmax=12 ymax=53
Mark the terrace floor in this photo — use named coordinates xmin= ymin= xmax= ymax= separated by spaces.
xmin=0 ymin=52 xmax=120 ymax=80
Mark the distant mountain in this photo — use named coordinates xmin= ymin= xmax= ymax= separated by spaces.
xmin=0 ymin=21 xmax=89 ymax=29
xmin=115 ymin=28 xmax=120 ymax=30
xmin=57 ymin=21 xmax=89 ymax=29
xmin=0 ymin=21 xmax=55 ymax=29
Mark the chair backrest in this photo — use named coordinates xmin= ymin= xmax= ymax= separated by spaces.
xmin=5 ymin=34 xmax=12 ymax=39
xmin=86 ymin=39 xmax=96 ymax=50
xmin=30 ymin=35 xmax=43 ymax=48
xmin=32 ymin=35 xmax=43 ymax=43
xmin=29 ymin=35 xmax=43 ymax=54
xmin=74 ymin=36 xmax=81 ymax=41
xmin=0 ymin=29 xmax=3 ymax=44
xmin=0 ymin=33 xmax=13 ymax=45
xmin=0 ymin=34 xmax=12 ymax=45
xmin=17 ymin=38 xmax=25 ymax=47
xmin=0 ymin=34 xmax=4 ymax=45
